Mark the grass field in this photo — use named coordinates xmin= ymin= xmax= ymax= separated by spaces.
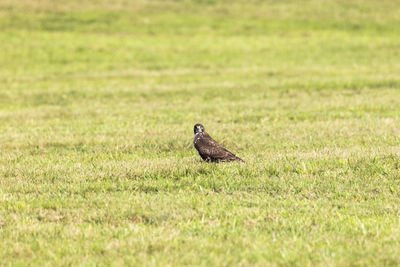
xmin=1 ymin=0 xmax=400 ymax=265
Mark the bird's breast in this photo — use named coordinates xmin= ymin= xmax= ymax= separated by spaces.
xmin=193 ymin=133 xmax=203 ymax=148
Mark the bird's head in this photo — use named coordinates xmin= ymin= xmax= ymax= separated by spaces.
xmin=194 ymin=123 xmax=205 ymax=135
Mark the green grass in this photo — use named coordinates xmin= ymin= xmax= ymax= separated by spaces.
xmin=1 ymin=0 xmax=400 ymax=265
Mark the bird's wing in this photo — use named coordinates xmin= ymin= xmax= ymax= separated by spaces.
xmin=196 ymin=133 xmax=239 ymax=161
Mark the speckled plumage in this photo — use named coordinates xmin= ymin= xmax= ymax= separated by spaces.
xmin=193 ymin=123 xmax=244 ymax=162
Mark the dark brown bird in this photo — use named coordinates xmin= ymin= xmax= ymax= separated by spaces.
xmin=193 ymin=123 xmax=244 ymax=162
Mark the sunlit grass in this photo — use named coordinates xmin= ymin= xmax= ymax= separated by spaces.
xmin=1 ymin=0 xmax=400 ymax=265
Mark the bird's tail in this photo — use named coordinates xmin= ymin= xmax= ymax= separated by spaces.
xmin=235 ymin=156 xmax=245 ymax=163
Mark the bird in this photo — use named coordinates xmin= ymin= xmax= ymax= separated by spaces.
xmin=193 ymin=123 xmax=244 ymax=162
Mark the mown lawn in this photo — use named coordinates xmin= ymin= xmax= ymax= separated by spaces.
xmin=1 ymin=0 xmax=400 ymax=265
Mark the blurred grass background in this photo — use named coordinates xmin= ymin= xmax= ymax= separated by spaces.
xmin=1 ymin=0 xmax=400 ymax=265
